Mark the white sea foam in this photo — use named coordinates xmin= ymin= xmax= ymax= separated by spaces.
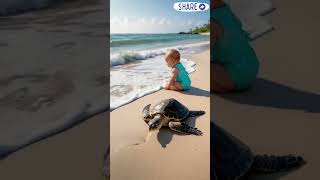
xmin=110 ymin=50 xmax=166 ymax=66
xmin=110 ymin=58 xmax=196 ymax=110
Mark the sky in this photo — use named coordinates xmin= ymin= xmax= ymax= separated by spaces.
xmin=111 ymin=0 xmax=210 ymax=34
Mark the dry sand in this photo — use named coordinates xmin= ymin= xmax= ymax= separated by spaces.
xmin=213 ymin=0 xmax=320 ymax=179
xmin=0 ymin=112 xmax=108 ymax=180
xmin=110 ymin=50 xmax=210 ymax=180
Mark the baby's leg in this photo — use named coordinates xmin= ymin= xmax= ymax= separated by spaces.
xmin=169 ymin=82 xmax=184 ymax=91
xmin=211 ymin=63 xmax=235 ymax=93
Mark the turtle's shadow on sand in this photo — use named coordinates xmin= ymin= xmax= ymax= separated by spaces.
xmin=210 ymin=122 xmax=303 ymax=180
xmin=157 ymin=115 xmax=199 ymax=148
xmin=181 ymin=86 xmax=210 ymax=97
xmin=216 ymin=78 xmax=320 ymax=113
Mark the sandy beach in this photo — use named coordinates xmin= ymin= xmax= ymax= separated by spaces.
xmin=110 ymin=50 xmax=210 ymax=180
xmin=213 ymin=0 xmax=320 ymax=179
xmin=201 ymin=32 xmax=210 ymax=36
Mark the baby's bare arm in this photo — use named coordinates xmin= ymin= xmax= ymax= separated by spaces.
xmin=165 ymin=68 xmax=179 ymax=88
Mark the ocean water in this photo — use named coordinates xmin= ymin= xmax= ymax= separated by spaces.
xmin=110 ymin=33 xmax=209 ymax=110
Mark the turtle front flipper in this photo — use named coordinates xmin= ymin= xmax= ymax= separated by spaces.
xmin=142 ymin=104 xmax=151 ymax=120
xmin=169 ymin=121 xmax=203 ymax=136
xmin=252 ymin=154 xmax=305 ymax=172
xmin=148 ymin=114 xmax=162 ymax=131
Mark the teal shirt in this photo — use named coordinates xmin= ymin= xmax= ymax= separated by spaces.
xmin=211 ymin=5 xmax=259 ymax=89
xmin=175 ymin=63 xmax=191 ymax=90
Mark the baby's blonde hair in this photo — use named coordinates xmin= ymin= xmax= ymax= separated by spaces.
xmin=166 ymin=49 xmax=180 ymax=62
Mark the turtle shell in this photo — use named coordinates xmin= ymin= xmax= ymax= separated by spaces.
xmin=150 ymin=98 xmax=189 ymax=121
xmin=211 ymin=122 xmax=254 ymax=180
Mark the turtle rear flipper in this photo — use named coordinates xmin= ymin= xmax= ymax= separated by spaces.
xmin=169 ymin=122 xmax=203 ymax=136
xmin=189 ymin=110 xmax=205 ymax=117
xmin=252 ymin=154 xmax=305 ymax=172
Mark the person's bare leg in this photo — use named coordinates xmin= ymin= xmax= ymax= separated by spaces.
xmin=168 ymin=82 xmax=184 ymax=91
xmin=211 ymin=63 xmax=235 ymax=93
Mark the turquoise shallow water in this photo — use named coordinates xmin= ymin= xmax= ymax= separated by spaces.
xmin=111 ymin=33 xmax=209 ymax=53
xmin=110 ymin=33 xmax=209 ymax=67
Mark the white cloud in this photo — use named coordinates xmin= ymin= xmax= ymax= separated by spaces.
xmin=158 ymin=17 xmax=172 ymax=25
xmin=110 ymin=16 xmax=202 ymax=33
xmin=110 ymin=16 xmax=119 ymax=25
xmin=166 ymin=19 xmax=172 ymax=25
xmin=187 ymin=20 xmax=193 ymax=26
xmin=110 ymin=16 xmax=129 ymax=25
xmin=138 ymin=17 xmax=146 ymax=24
xmin=151 ymin=17 xmax=157 ymax=25
xmin=122 ymin=16 xmax=129 ymax=25
xmin=159 ymin=18 xmax=166 ymax=25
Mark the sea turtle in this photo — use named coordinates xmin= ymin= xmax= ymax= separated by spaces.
xmin=211 ymin=122 xmax=305 ymax=180
xmin=142 ymin=98 xmax=205 ymax=135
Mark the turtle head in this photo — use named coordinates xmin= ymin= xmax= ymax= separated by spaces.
xmin=142 ymin=104 xmax=152 ymax=120
xmin=148 ymin=114 xmax=162 ymax=132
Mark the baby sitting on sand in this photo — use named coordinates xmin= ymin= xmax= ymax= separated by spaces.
xmin=211 ymin=0 xmax=260 ymax=93
xmin=164 ymin=49 xmax=191 ymax=91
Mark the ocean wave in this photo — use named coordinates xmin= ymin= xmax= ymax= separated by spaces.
xmin=110 ymin=34 xmax=208 ymax=47
xmin=110 ymin=41 xmax=209 ymax=66
xmin=111 ymin=36 xmax=193 ymax=47
xmin=111 ymin=38 xmax=166 ymax=47
xmin=110 ymin=50 xmax=166 ymax=66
